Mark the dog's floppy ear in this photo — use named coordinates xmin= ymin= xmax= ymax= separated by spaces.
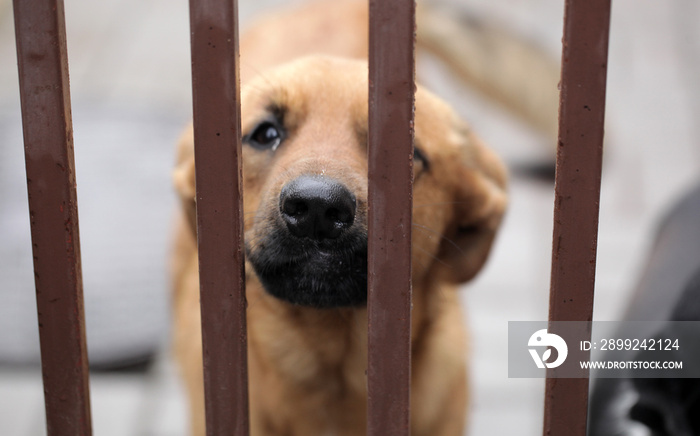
xmin=438 ymin=124 xmax=507 ymax=284
xmin=173 ymin=124 xmax=198 ymax=236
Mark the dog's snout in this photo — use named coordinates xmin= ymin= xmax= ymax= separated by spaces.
xmin=280 ymin=176 xmax=356 ymax=240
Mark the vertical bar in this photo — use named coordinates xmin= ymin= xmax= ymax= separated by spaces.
xmin=13 ymin=1 xmax=93 ymax=435
xmin=543 ymin=0 xmax=611 ymax=435
xmin=188 ymin=0 xmax=249 ymax=435
xmin=367 ymin=0 xmax=416 ymax=435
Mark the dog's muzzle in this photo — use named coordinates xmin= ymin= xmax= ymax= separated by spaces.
xmin=280 ymin=175 xmax=356 ymax=241
xmin=247 ymin=175 xmax=367 ymax=308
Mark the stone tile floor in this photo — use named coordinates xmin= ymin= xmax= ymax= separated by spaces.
xmin=1 ymin=0 xmax=699 ymax=435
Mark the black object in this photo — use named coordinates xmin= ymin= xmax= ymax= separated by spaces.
xmin=589 ymin=183 xmax=700 ymax=436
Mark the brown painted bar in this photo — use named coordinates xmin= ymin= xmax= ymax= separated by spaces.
xmin=188 ymin=0 xmax=249 ymax=435
xmin=543 ymin=0 xmax=611 ymax=435
xmin=367 ymin=0 xmax=416 ymax=435
xmin=13 ymin=0 xmax=93 ymax=435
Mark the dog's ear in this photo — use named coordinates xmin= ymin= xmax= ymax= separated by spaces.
xmin=173 ymin=125 xmax=198 ymax=236
xmin=438 ymin=125 xmax=507 ymax=284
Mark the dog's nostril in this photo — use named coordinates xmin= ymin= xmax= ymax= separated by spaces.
xmin=326 ymin=207 xmax=351 ymax=225
xmin=279 ymin=175 xmax=356 ymax=240
xmin=326 ymin=208 xmax=339 ymax=222
xmin=284 ymin=199 xmax=308 ymax=217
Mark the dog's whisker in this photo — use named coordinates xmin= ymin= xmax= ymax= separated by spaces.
xmin=413 ymin=201 xmax=468 ymax=208
xmin=406 ymin=242 xmax=438 ymax=274
xmin=412 ymin=222 xmax=465 ymax=255
xmin=240 ymin=66 xmax=274 ymax=94
xmin=414 ymin=244 xmax=451 ymax=269
xmin=243 ymin=216 xmax=261 ymax=228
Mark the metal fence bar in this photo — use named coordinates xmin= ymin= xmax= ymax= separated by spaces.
xmin=367 ymin=0 xmax=416 ymax=435
xmin=188 ymin=0 xmax=249 ymax=434
xmin=543 ymin=0 xmax=611 ymax=434
xmin=12 ymin=0 xmax=93 ymax=435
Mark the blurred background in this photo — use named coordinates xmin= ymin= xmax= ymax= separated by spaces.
xmin=0 ymin=0 xmax=698 ymax=435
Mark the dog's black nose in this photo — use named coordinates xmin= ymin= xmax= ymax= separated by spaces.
xmin=280 ymin=176 xmax=356 ymax=240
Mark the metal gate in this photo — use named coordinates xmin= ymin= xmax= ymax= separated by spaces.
xmin=11 ymin=0 xmax=610 ymax=435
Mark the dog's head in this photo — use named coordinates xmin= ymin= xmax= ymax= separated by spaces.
xmin=174 ymin=56 xmax=506 ymax=308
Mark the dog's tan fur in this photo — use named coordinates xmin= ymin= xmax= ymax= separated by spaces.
xmin=173 ymin=1 xmax=507 ymax=435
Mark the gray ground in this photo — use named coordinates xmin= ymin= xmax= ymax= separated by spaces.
xmin=1 ymin=0 xmax=699 ymax=435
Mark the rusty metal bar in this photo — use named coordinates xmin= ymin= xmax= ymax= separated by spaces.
xmin=543 ymin=0 xmax=611 ymax=435
xmin=13 ymin=0 xmax=92 ymax=435
xmin=367 ymin=0 xmax=416 ymax=435
xmin=188 ymin=0 xmax=249 ymax=435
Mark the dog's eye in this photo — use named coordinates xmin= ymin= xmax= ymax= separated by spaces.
xmin=246 ymin=121 xmax=284 ymax=150
xmin=413 ymin=145 xmax=430 ymax=177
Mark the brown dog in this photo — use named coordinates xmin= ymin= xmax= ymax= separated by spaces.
xmin=173 ymin=1 xmax=508 ymax=435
